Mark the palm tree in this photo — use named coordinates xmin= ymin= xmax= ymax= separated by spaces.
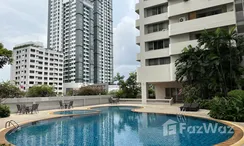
xmin=175 ymin=27 xmax=244 ymax=98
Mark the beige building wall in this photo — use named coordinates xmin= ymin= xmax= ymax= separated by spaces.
xmin=136 ymin=0 xmax=236 ymax=103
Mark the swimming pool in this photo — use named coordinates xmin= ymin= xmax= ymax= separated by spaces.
xmin=53 ymin=109 xmax=100 ymax=115
xmin=6 ymin=106 xmax=234 ymax=146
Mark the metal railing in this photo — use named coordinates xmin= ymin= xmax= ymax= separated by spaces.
xmin=5 ymin=120 xmax=20 ymax=131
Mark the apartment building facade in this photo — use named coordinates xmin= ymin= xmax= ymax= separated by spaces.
xmin=47 ymin=0 xmax=113 ymax=92
xmin=10 ymin=42 xmax=64 ymax=94
xmin=136 ymin=0 xmax=240 ymax=103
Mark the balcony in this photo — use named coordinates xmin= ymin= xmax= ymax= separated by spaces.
xmin=144 ymin=48 xmax=169 ymax=59
xmin=144 ymin=30 xmax=169 ymax=42
xmin=136 ymin=53 xmax=141 ymax=62
xmin=136 ymin=19 xmax=140 ymax=30
xmin=170 ymin=12 xmax=236 ymax=36
xmin=136 ymin=36 xmax=140 ymax=45
xmin=168 ymin=0 xmax=234 ymax=17
xmin=170 ymin=40 xmax=198 ymax=55
xmin=135 ymin=3 xmax=139 ymax=14
xmin=143 ymin=0 xmax=167 ymax=9
xmin=144 ymin=13 xmax=168 ymax=25
xmin=137 ymin=64 xmax=171 ymax=83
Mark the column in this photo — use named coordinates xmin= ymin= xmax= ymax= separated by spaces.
xmin=141 ymin=82 xmax=148 ymax=104
xmin=155 ymin=84 xmax=166 ymax=99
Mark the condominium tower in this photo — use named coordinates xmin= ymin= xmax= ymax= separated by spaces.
xmin=136 ymin=0 xmax=243 ymax=103
xmin=47 ymin=0 xmax=113 ymax=91
xmin=10 ymin=42 xmax=64 ymax=94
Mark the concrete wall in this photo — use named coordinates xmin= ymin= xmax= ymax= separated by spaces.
xmin=2 ymin=95 xmax=111 ymax=113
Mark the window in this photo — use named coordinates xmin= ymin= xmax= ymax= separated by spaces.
xmin=146 ymin=22 xmax=168 ymax=34
xmin=145 ymin=4 xmax=168 ymax=17
xmin=147 ymin=57 xmax=171 ymax=66
xmin=147 ymin=39 xmax=170 ymax=51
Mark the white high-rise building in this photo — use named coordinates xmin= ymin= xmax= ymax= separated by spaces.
xmin=136 ymin=0 xmax=241 ymax=103
xmin=10 ymin=42 xmax=64 ymax=94
xmin=47 ymin=0 xmax=113 ymax=92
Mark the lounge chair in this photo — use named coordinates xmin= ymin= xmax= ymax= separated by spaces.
xmin=180 ymin=103 xmax=191 ymax=111
xmin=30 ymin=104 xmax=39 ymax=114
xmin=35 ymin=104 xmax=39 ymax=113
xmin=189 ymin=103 xmax=199 ymax=111
xmin=109 ymin=97 xmax=120 ymax=104
xmin=16 ymin=104 xmax=22 ymax=114
xmin=114 ymin=97 xmax=120 ymax=104
xmin=30 ymin=104 xmax=37 ymax=114
xmin=68 ymin=101 xmax=73 ymax=109
xmin=59 ymin=101 xmax=64 ymax=109
xmin=21 ymin=104 xmax=28 ymax=114
xmin=109 ymin=97 xmax=114 ymax=103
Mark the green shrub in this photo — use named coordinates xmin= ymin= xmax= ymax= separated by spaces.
xmin=227 ymin=90 xmax=244 ymax=99
xmin=195 ymin=99 xmax=212 ymax=109
xmin=108 ymin=90 xmax=118 ymax=95
xmin=108 ymin=90 xmax=125 ymax=98
xmin=209 ymin=94 xmax=244 ymax=122
xmin=182 ymin=84 xmax=201 ymax=103
xmin=0 ymin=104 xmax=10 ymax=118
xmin=77 ymin=86 xmax=107 ymax=96
xmin=27 ymin=85 xmax=55 ymax=97
xmin=115 ymin=90 xmax=125 ymax=98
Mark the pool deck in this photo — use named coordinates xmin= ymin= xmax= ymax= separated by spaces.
xmin=1 ymin=103 xmax=244 ymax=146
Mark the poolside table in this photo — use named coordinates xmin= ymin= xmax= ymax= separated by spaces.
xmin=63 ymin=101 xmax=70 ymax=109
xmin=21 ymin=104 xmax=33 ymax=114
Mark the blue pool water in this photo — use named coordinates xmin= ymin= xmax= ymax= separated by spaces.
xmin=54 ymin=110 xmax=99 ymax=115
xmin=6 ymin=106 xmax=234 ymax=146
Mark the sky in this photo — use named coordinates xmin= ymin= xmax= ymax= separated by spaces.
xmin=0 ymin=0 xmax=140 ymax=81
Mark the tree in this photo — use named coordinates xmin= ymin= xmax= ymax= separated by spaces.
xmin=175 ymin=27 xmax=244 ymax=98
xmin=0 ymin=43 xmax=12 ymax=68
xmin=125 ymin=72 xmax=141 ymax=98
xmin=0 ymin=81 xmax=24 ymax=104
xmin=113 ymin=72 xmax=141 ymax=98
xmin=27 ymin=85 xmax=56 ymax=97
xmin=114 ymin=73 xmax=125 ymax=86
xmin=77 ymin=86 xmax=106 ymax=96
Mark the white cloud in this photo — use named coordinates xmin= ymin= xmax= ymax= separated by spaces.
xmin=0 ymin=0 xmax=47 ymax=81
xmin=0 ymin=65 xmax=11 ymax=82
xmin=113 ymin=0 xmax=140 ymax=78
xmin=0 ymin=0 xmax=140 ymax=81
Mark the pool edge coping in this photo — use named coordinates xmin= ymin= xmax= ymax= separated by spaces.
xmin=0 ymin=104 xmax=243 ymax=146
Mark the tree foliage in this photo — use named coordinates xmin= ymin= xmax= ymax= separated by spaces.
xmin=26 ymin=85 xmax=56 ymax=97
xmin=0 ymin=43 xmax=12 ymax=69
xmin=176 ymin=27 xmax=244 ymax=98
xmin=209 ymin=90 xmax=244 ymax=122
xmin=0 ymin=81 xmax=24 ymax=103
xmin=77 ymin=86 xmax=107 ymax=96
xmin=0 ymin=104 xmax=10 ymax=118
xmin=113 ymin=72 xmax=141 ymax=98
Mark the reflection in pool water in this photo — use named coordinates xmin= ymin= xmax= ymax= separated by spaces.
xmin=53 ymin=110 xmax=99 ymax=115
xmin=6 ymin=106 xmax=233 ymax=146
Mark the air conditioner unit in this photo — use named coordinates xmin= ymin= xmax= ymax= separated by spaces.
xmin=179 ymin=17 xmax=186 ymax=22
